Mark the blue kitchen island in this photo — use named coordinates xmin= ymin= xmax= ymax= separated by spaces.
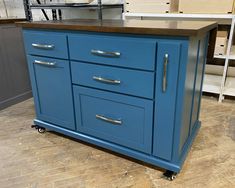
xmin=18 ymin=19 xmax=217 ymax=180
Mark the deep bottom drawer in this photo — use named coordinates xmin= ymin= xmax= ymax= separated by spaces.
xmin=73 ymin=86 xmax=153 ymax=154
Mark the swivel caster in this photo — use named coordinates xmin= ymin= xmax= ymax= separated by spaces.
xmin=163 ymin=170 xmax=177 ymax=181
xmin=31 ymin=125 xmax=46 ymax=133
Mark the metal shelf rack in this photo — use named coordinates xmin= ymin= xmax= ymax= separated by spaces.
xmin=23 ymin=0 xmax=124 ymax=21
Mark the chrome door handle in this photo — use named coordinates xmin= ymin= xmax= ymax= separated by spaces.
xmin=32 ymin=43 xmax=55 ymax=49
xmin=163 ymin=54 xmax=169 ymax=93
xmin=96 ymin=114 xmax=122 ymax=125
xmin=93 ymin=76 xmax=121 ymax=85
xmin=91 ymin=49 xmax=121 ymax=58
xmin=34 ymin=60 xmax=56 ymax=67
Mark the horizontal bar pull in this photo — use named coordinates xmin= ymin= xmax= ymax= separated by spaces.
xmin=91 ymin=49 xmax=121 ymax=58
xmin=32 ymin=43 xmax=55 ymax=49
xmin=34 ymin=60 xmax=56 ymax=67
xmin=93 ymin=76 xmax=121 ymax=85
xmin=96 ymin=114 xmax=122 ymax=125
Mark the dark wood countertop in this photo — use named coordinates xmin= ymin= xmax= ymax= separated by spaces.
xmin=0 ymin=18 xmax=26 ymax=25
xmin=16 ymin=19 xmax=217 ymax=36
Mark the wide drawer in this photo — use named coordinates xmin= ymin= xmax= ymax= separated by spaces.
xmin=73 ymin=86 xmax=153 ymax=154
xmin=71 ymin=62 xmax=154 ymax=99
xmin=23 ymin=30 xmax=68 ymax=59
xmin=68 ymin=33 xmax=157 ymax=71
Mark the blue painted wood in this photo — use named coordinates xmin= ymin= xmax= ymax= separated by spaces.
xmin=170 ymin=40 xmax=190 ymax=163
xmin=71 ymin=61 xmax=155 ymax=99
xmin=34 ymin=119 xmax=181 ymax=172
xmin=27 ymin=55 xmax=75 ymax=130
xmin=68 ymin=34 xmax=157 ymax=71
xmin=23 ymin=30 xmax=68 ymax=59
xmin=22 ymin=28 xmax=210 ymax=173
xmin=190 ymin=36 xmax=208 ymax=134
xmin=73 ymin=86 xmax=153 ymax=154
xmin=179 ymin=39 xmax=201 ymax=152
xmin=196 ymin=35 xmax=209 ymax=127
xmin=178 ymin=120 xmax=201 ymax=169
xmin=153 ymin=41 xmax=181 ymax=161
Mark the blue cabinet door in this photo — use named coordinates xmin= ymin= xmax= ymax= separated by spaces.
xmin=27 ymin=55 xmax=75 ymax=130
xmin=153 ymin=41 xmax=182 ymax=161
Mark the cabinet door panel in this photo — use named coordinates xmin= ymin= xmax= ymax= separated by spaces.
xmin=153 ymin=41 xmax=181 ymax=161
xmin=27 ymin=55 xmax=75 ymax=130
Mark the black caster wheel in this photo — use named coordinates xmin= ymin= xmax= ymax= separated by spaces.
xmin=163 ymin=170 xmax=177 ymax=181
xmin=31 ymin=125 xmax=46 ymax=134
xmin=38 ymin=127 xmax=46 ymax=133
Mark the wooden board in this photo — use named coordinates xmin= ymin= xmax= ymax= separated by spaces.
xmin=65 ymin=0 xmax=93 ymax=3
xmin=125 ymin=0 xmax=179 ymax=13
xmin=179 ymin=0 xmax=234 ymax=14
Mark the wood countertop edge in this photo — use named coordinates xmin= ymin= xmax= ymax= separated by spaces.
xmin=16 ymin=21 xmax=218 ymax=37
xmin=0 ymin=19 xmax=27 ymax=25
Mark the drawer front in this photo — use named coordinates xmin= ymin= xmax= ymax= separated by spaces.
xmin=74 ymin=86 xmax=153 ymax=154
xmin=68 ymin=34 xmax=157 ymax=71
xmin=23 ymin=30 xmax=68 ymax=59
xmin=71 ymin=62 xmax=154 ymax=99
xmin=27 ymin=55 xmax=75 ymax=130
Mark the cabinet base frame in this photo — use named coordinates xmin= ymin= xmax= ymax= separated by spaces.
xmin=33 ymin=119 xmax=201 ymax=175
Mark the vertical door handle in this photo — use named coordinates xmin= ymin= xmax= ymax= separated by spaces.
xmin=162 ymin=54 xmax=169 ymax=93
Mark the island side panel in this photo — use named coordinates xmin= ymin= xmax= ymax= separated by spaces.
xmin=190 ymin=34 xmax=209 ymax=133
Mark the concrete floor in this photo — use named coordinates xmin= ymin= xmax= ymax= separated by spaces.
xmin=0 ymin=97 xmax=234 ymax=188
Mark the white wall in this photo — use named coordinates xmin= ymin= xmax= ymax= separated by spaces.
xmin=0 ymin=0 xmax=123 ymax=20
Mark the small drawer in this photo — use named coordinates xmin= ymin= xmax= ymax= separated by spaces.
xmin=73 ymin=86 xmax=153 ymax=154
xmin=68 ymin=34 xmax=157 ymax=71
xmin=71 ymin=62 xmax=154 ymax=99
xmin=23 ymin=30 xmax=68 ymax=59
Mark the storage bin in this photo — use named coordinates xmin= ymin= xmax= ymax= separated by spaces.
xmin=179 ymin=0 xmax=234 ymax=14
xmin=125 ymin=0 xmax=178 ymax=13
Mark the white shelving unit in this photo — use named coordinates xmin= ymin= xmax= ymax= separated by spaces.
xmin=123 ymin=12 xmax=235 ymax=102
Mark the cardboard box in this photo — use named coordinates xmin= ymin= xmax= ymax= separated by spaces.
xmin=214 ymin=45 xmax=227 ymax=56
xmin=179 ymin=0 xmax=234 ymax=14
xmin=125 ymin=0 xmax=179 ymax=13
xmin=214 ymin=31 xmax=228 ymax=56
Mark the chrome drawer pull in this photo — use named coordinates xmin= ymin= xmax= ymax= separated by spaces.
xmin=96 ymin=114 xmax=122 ymax=125
xmin=93 ymin=76 xmax=121 ymax=85
xmin=34 ymin=60 xmax=56 ymax=67
xmin=163 ymin=54 xmax=169 ymax=93
xmin=91 ymin=49 xmax=121 ymax=58
xmin=32 ymin=43 xmax=55 ymax=49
